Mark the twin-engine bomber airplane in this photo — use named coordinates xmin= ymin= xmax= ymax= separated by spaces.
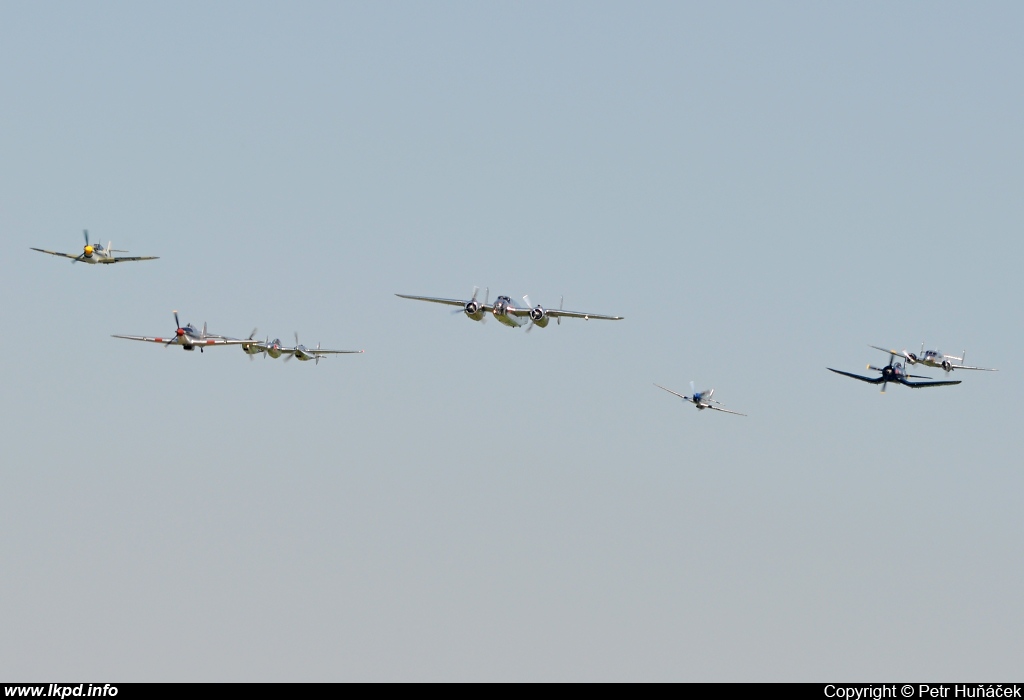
xmin=654 ymin=382 xmax=747 ymax=416
xmin=256 ymin=332 xmax=363 ymax=364
xmin=828 ymin=352 xmax=961 ymax=392
xmin=113 ymin=311 xmax=261 ymax=353
xmin=869 ymin=344 xmax=996 ymax=373
xmin=31 ymin=229 xmax=158 ymax=264
xmin=396 ymin=287 xmax=623 ymax=330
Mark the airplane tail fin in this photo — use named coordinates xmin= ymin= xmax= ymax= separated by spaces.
xmin=202 ymin=322 xmax=207 ymax=339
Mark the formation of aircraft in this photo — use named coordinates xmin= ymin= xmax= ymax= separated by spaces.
xmin=395 ymin=287 xmax=623 ymax=330
xmin=32 ymin=231 xmax=996 ymax=408
xmin=654 ymin=382 xmax=746 ymax=416
xmin=112 ymin=311 xmax=362 ymax=364
xmin=255 ymin=332 xmax=363 ymax=364
xmin=31 ymin=230 xmax=158 ymax=264
xmin=828 ymin=352 xmax=962 ymax=392
xmin=869 ymin=344 xmax=997 ymax=373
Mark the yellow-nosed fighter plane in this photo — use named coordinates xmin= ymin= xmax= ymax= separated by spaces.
xmin=31 ymin=229 xmax=158 ymax=265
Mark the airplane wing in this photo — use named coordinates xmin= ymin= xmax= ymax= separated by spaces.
xmin=106 ymin=255 xmax=159 ymax=263
xmin=899 ymin=378 xmax=962 ymax=388
xmin=395 ymin=294 xmax=488 ymax=309
xmin=653 ymin=383 xmax=692 ymax=401
xmin=111 ymin=334 xmax=261 ymax=347
xmin=510 ymin=306 xmax=623 ymax=321
xmin=30 ymin=247 xmax=80 ymax=260
xmin=948 ymin=364 xmax=997 ymax=372
xmin=869 ymin=345 xmax=908 ymax=358
xmin=706 ymin=404 xmax=747 ymax=416
xmin=312 ymin=349 xmax=364 ymax=355
xmin=827 ymin=368 xmax=885 ymax=384
xmin=112 ymin=334 xmax=178 ymax=344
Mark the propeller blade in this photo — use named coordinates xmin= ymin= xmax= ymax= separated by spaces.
xmin=484 ymin=287 xmax=490 ymax=305
xmin=880 ymin=381 xmax=887 ymax=393
xmin=248 ymin=328 xmax=258 ymax=340
xmin=558 ymin=296 xmax=563 ymax=325
xmin=523 ymin=294 xmax=533 ymax=309
xmin=83 ymin=229 xmax=89 ymax=246
xmin=173 ymin=310 xmax=181 ymax=330
xmin=283 ymin=353 xmax=293 ymax=363
xmin=471 ymin=286 xmax=479 ymax=302
xmin=294 ymin=331 xmax=299 ymax=347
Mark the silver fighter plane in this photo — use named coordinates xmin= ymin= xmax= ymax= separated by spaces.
xmin=869 ymin=344 xmax=996 ymax=373
xmin=654 ymin=382 xmax=747 ymax=416
xmin=396 ymin=287 xmax=623 ymax=330
xmin=829 ymin=352 xmax=961 ymax=392
xmin=31 ymin=229 xmax=158 ymax=264
xmin=255 ymin=332 xmax=363 ymax=364
xmin=113 ymin=311 xmax=262 ymax=353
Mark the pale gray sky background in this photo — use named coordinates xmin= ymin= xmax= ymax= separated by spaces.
xmin=1 ymin=1 xmax=1021 ymax=681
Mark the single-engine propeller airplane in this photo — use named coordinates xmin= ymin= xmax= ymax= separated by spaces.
xmin=31 ymin=229 xmax=158 ymax=264
xmin=113 ymin=311 xmax=262 ymax=353
xmin=869 ymin=344 xmax=996 ymax=373
xmin=256 ymin=332 xmax=363 ymax=364
xmin=654 ymin=382 xmax=747 ymax=416
xmin=828 ymin=352 xmax=961 ymax=392
xmin=396 ymin=287 xmax=623 ymax=330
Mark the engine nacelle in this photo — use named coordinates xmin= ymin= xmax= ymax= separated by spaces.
xmin=906 ymin=353 xmax=918 ymax=364
xmin=529 ymin=306 xmax=550 ymax=328
xmin=942 ymin=360 xmax=952 ymax=372
xmin=463 ymin=300 xmax=486 ymax=322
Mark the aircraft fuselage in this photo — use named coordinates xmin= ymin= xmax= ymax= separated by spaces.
xmin=490 ymin=296 xmax=529 ymax=328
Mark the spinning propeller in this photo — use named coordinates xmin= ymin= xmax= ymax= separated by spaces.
xmin=247 ymin=328 xmax=259 ymax=361
xmin=73 ymin=229 xmax=95 ymax=263
xmin=165 ymin=310 xmax=186 ymax=346
xmin=522 ymin=294 xmax=564 ymax=332
xmin=283 ymin=332 xmax=299 ymax=362
xmin=451 ymin=286 xmax=489 ymax=323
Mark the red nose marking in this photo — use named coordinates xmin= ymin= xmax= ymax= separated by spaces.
xmin=176 ymin=328 xmax=185 ymax=336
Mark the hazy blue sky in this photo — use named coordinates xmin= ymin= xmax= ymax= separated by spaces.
xmin=2 ymin=1 xmax=1021 ymax=681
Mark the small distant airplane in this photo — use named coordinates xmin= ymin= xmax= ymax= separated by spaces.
xmin=654 ymin=382 xmax=746 ymax=416
xmin=828 ymin=352 xmax=961 ymax=392
xmin=256 ymin=332 xmax=363 ymax=364
xmin=869 ymin=344 xmax=996 ymax=373
xmin=31 ymin=229 xmax=158 ymax=264
xmin=113 ymin=311 xmax=262 ymax=353
xmin=396 ymin=287 xmax=623 ymax=330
